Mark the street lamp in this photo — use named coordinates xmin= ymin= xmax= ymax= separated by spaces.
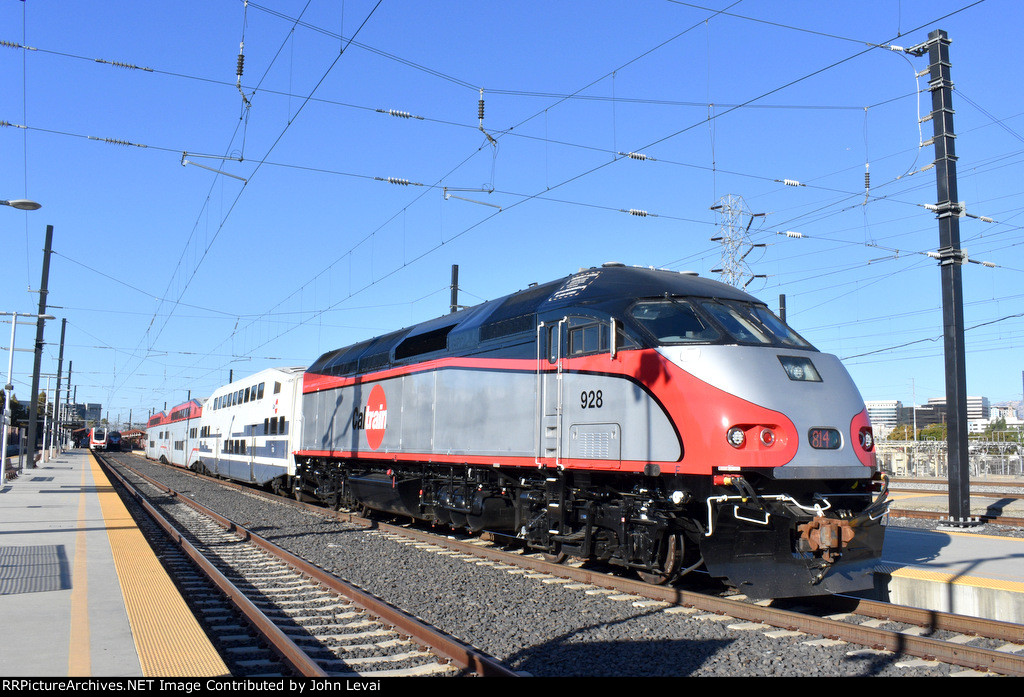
xmin=2 ymin=198 xmax=43 ymax=484
xmin=1 ymin=312 xmax=54 ymax=488
xmin=1 ymin=199 xmax=41 ymax=211
xmin=2 ymin=199 xmax=46 ymax=472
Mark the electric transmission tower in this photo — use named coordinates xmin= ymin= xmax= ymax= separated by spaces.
xmin=709 ymin=194 xmax=766 ymax=288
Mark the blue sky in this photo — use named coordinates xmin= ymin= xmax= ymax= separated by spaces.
xmin=2 ymin=0 xmax=1022 ymax=426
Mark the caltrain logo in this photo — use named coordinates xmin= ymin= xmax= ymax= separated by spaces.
xmin=352 ymin=384 xmax=388 ymax=450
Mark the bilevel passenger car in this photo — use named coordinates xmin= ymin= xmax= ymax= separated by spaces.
xmin=293 ymin=264 xmax=889 ymax=598
xmin=145 ymin=399 xmax=203 ymax=466
xmin=193 ymin=367 xmax=305 ymax=491
xmin=145 ymin=368 xmax=306 ymax=493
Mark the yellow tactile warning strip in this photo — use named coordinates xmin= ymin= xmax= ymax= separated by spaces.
xmin=875 ymin=562 xmax=1024 ymax=594
xmin=68 ymin=461 xmax=92 ymax=675
xmin=88 ymin=452 xmax=230 ymax=677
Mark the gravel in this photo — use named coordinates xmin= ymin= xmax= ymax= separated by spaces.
xmin=115 ymin=455 xmax=1011 ymax=678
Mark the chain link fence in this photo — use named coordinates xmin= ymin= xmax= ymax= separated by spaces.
xmin=877 ymin=436 xmax=1023 ymax=479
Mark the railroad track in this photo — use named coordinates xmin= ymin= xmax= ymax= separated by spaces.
xmin=97 ymin=453 xmax=518 ymax=678
xmin=887 ymin=477 xmax=1024 ymax=526
xmin=892 ymin=477 xmax=1024 ymax=491
xmin=112 ymin=453 xmax=1024 ymax=676
xmin=367 ymin=523 xmax=1024 ymax=676
xmin=887 ymin=507 xmax=1024 ymax=527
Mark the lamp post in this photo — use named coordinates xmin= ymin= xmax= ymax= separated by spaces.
xmin=1 ymin=312 xmax=54 ymax=486
xmin=1 ymin=198 xmax=42 ymax=484
xmin=2 ymin=312 xmax=17 ymax=487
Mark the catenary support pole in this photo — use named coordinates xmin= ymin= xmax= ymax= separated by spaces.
xmin=26 ymin=225 xmax=53 ymax=470
xmin=911 ymin=30 xmax=973 ymax=526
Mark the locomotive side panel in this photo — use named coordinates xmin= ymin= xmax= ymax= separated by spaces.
xmin=400 ymin=371 xmax=434 ymax=453
xmin=557 ymin=369 xmax=682 ymax=467
xmin=302 ymin=366 xmax=538 ymax=459
xmin=433 ymin=368 xmax=534 ymax=457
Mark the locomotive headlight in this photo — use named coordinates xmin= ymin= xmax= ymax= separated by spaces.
xmin=670 ymin=490 xmax=692 ymax=505
xmin=778 ymin=355 xmax=822 ymax=382
xmin=727 ymin=427 xmax=746 ymax=448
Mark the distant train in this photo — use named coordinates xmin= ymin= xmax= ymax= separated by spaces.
xmin=107 ymin=431 xmax=122 ymax=452
xmin=88 ymin=427 xmax=107 ymax=451
xmin=146 ymin=265 xmax=889 ymax=598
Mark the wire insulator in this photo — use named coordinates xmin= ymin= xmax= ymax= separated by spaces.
xmin=624 ymin=209 xmax=650 ymax=217
xmin=376 ymin=176 xmax=421 ymax=187
xmin=377 ymin=108 xmax=413 ymax=119
xmin=620 ymin=152 xmax=653 ymax=161
xmin=89 ymin=135 xmax=147 ymax=148
xmin=782 ymin=179 xmax=803 ymax=187
xmin=94 ymin=58 xmax=153 ymax=71
xmin=236 ymin=53 xmax=245 ymax=78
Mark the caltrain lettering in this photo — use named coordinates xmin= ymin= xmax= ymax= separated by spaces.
xmin=145 ymin=265 xmax=889 ymax=599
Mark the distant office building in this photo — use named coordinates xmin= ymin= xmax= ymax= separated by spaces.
xmin=898 ymin=403 xmax=944 ymax=429
xmin=927 ymin=396 xmax=990 ymax=421
xmin=986 ymin=404 xmax=1024 ymax=430
xmin=86 ymin=403 xmax=102 ymax=423
xmin=865 ymin=400 xmax=901 ymax=436
xmin=896 ymin=396 xmax=991 ymax=432
xmin=67 ymin=402 xmax=102 ymax=425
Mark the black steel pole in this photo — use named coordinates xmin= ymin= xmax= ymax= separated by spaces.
xmin=54 ymin=318 xmax=66 ymax=453
xmin=918 ymin=30 xmax=972 ymax=525
xmin=66 ymin=361 xmax=72 ymax=445
xmin=450 ymin=264 xmax=460 ymax=314
xmin=26 ymin=224 xmax=53 ymax=469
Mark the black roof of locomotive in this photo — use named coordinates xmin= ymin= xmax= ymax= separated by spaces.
xmin=307 ymin=265 xmax=762 ymax=375
xmin=540 ymin=264 xmax=755 ymax=310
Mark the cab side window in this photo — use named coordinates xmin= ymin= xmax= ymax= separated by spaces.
xmin=568 ymin=319 xmax=605 ymax=356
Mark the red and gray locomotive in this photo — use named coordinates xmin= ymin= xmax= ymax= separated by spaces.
xmin=293 ymin=264 xmax=888 ymax=598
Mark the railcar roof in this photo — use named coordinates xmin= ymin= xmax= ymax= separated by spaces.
xmin=541 ymin=264 xmax=755 ymax=310
xmin=308 ymin=265 xmax=760 ymax=374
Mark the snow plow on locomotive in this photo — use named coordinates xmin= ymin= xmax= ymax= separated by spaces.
xmin=293 ymin=264 xmax=889 ymax=599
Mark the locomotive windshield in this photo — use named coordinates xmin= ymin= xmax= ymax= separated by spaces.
xmin=629 ymin=297 xmax=813 ymax=349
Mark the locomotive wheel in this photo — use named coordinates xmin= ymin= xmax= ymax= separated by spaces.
xmin=636 ymin=532 xmax=684 ymax=585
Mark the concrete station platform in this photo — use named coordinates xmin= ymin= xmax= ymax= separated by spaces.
xmin=869 ymin=482 xmax=1024 ymax=624
xmin=0 ymin=448 xmax=229 ymax=677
